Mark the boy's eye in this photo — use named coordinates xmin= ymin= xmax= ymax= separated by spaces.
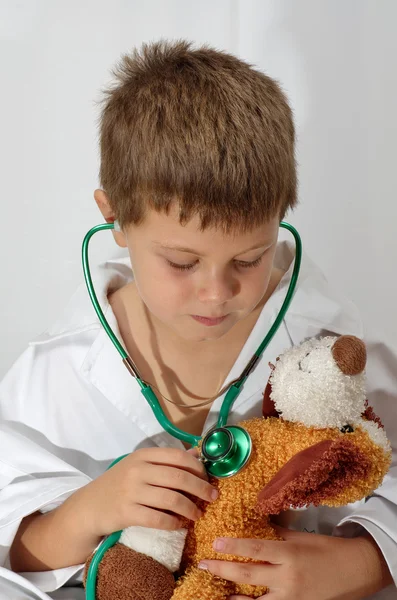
xmin=235 ymin=256 xmax=263 ymax=269
xmin=167 ymin=255 xmax=264 ymax=272
xmin=167 ymin=260 xmax=197 ymax=271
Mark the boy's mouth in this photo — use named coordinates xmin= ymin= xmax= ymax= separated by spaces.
xmin=191 ymin=315 xmax=228 ymax=326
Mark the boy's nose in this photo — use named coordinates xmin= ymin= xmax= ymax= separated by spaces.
xmin=197 ymin=273 xmax=237 ymax=305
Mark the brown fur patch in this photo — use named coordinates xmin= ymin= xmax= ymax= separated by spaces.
xmin=84 ymin=543 xmax=175 ymax=600
xmin=262 ymin=381 xmax=279 ymax=418
xmin=332 ymin=335 xmax=366 ymax=375
xmin=363 ymin=399 xmax=385 ymax=429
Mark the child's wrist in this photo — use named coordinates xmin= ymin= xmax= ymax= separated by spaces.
xmin=60 ymin=484 xmax=103 ymax=549
xmin=349 ymin=534 xmax=393 ymax=596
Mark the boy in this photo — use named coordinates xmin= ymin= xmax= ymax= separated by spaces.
xmin=0 ymin=40 xmax=396 ymax=599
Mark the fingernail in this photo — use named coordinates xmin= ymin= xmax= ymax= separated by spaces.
xmin=213 ymin=538 xmax=225 ymax=551
xmin=198 ymin=562 xmax=208 ymax=570
xmin=211 ymin=488 xmax=219 ymax=501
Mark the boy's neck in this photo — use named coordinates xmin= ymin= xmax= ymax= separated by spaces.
xmin=107 ymin=266 xmax=284 ymax=433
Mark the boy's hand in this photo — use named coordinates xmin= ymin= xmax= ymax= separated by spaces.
xmin=198 ymin=526 xmax=392 ymax=599
xmin=74 ymin=447 xmax=217 ymax=537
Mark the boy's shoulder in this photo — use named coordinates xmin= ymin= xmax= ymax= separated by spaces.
xmin=0 ymin=257 xmax=133 ymax=406
xmin=0 ymin=257 xmax=136 ymax=454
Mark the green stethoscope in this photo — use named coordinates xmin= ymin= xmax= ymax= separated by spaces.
xmin=83 ymin=220 xmax=302 ymax=600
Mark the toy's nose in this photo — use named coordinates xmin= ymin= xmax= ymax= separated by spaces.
xmin=332 ymin=335 xmax=366 ymax=375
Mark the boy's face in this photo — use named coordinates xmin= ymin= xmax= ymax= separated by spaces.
xmin=123 ymin=204 xmax=280 ymax=343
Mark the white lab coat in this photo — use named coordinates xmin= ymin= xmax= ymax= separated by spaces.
xmin=0 ymin=242 xmax=396 ymax=600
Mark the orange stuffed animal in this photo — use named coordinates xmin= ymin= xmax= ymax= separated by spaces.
xmin=84 ymin=335 xmax=391 ymax=600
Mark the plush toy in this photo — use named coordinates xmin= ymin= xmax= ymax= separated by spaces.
xmin=84 ymin=335 xmax=392 ymax=600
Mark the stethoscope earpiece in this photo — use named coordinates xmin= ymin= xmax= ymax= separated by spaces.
xmin=200 ymin=426 xmax=252 ymax=478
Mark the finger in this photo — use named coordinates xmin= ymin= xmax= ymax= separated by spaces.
xmin=136 ymin=447 xmax=208 ymax=479
xmin=212 ymin=537 xmax=287 ymax=564
xmin=132 ymin=504 xmax=182 ymax=530
xmin=198 ymin=560 xmax=277 ymax=587
xmin=137 ymin=486 xmax=203 ymax=521
xmin=146 ymin=463 xmax=218 ymax=503
xmin=186 ymin=447 xmax=199 ymax=457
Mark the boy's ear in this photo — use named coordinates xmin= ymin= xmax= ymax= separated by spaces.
xmin=94 ymin=189 xmax=127 ymax=248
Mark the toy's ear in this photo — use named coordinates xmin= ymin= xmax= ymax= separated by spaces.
xmin=256 ymin=438 xmax=371 ymax=515
xmin=262 ymin=380 xmax=280 ymax=418
xmin=262 ymin=359 xmax=281 ymax=419
xmin=332 ymin=335 xmax=366 ymax=375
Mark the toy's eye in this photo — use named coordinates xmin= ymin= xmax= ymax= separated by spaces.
xmin=340 ymin=424 xmax=354 ymax=433
xmin=298 ymin=352 xmax=311 ymax=372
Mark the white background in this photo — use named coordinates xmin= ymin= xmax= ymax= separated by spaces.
xmin=0 ymin=0 xmax=396 ymax=377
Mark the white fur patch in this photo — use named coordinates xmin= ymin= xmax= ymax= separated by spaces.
xmin=119 ymin=526 xmax=188 ymax=572
xmin=355 ymin=419 xmax=391 ymax=452
xmin=270 ymin=337 xmax=367 ymax=428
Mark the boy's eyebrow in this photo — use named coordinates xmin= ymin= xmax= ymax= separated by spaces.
xmin=152 ymin=241 xmax=270 ymax=256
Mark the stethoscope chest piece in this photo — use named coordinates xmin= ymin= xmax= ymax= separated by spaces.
xmin=200 ymin=426 xmax=252 ymax=478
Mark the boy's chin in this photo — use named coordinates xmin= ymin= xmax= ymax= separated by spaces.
xmin=174 ymin=320 xmax=235 ymax=343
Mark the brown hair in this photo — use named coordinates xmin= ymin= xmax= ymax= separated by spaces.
xmin=98 ymin=40 xmax=297 ymax=231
